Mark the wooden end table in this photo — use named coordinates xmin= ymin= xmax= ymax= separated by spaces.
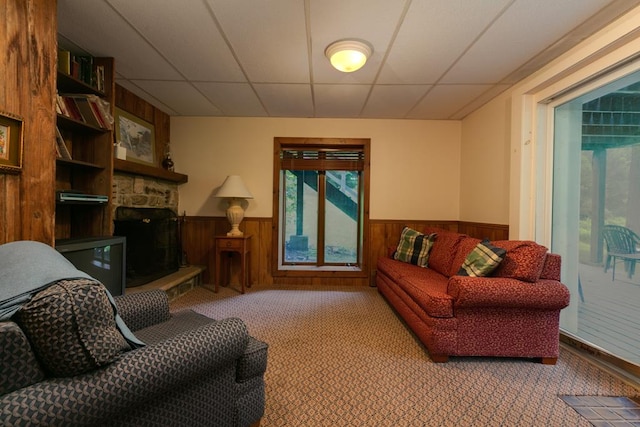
xmin=215 ymin=234 xmax=252 ymax=294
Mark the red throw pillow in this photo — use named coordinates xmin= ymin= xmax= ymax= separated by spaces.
xmin=491 ymin=240 xmax=548 ymax=283
xmin=425 ymin=230 xmax=467 ymax=277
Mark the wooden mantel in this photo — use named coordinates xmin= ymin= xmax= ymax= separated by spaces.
xmin=114 ymin=158 xmax=188 ymax=183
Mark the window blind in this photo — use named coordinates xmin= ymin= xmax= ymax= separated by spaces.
xmin=280 ymin=148 xmax=364 ymax=171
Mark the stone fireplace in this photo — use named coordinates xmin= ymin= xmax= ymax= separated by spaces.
xmin=112 ymin=173 xmax=180 ymax=288
xmin=112 ymin=173 xmax=179 ymax=213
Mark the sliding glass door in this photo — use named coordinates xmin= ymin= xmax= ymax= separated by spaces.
xmin=553 ymin=69 xmax=640 ymax=365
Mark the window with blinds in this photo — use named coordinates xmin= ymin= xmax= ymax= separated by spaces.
xmin=272 ymin=138 xmax=370 ymax=276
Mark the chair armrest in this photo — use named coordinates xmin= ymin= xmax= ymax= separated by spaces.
xmin=0 ymin=317 xmax=250 ymax=425
xmin=237 ymin=336 xmax=269 ymax=382
xmin=114 ymin=289 xmax=171 ymax=331
xmin=447 ymin=276 xmax=571 ymax=310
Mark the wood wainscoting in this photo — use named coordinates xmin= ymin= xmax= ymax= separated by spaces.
xmin=181 ymin=217 xmax=508 ymax=288
xmin=457 ymin=221 xmax=510 ymax=241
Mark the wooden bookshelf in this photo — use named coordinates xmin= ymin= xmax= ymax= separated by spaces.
xmin=55 ymin=57 xmax=115 ymax=239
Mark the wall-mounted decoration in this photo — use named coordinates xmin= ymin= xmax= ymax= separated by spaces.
xmin=0 ymin=111 xmax=24 ymax=174
xmin=114 ymin=107 xmax=155 ymax=166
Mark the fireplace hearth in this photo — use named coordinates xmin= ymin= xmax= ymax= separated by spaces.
xmin=114 ymin=207 xmax=179 ymax=288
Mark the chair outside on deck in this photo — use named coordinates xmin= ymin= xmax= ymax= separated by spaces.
xmin=602 ymin=224 xmax=640 ymax=280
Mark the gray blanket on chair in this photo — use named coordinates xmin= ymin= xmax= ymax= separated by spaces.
xmin=0 ymin=240 xmax=144 ymax=348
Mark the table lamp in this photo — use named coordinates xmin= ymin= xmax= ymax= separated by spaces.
xmin=215 ymin=175 xmax=253 ymax=236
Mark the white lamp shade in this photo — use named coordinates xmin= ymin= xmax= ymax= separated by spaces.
xmin=215 ymin=175 xmax=254 ymax=199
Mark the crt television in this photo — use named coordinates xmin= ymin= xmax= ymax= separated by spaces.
xmin=55 ymin=236 xmax=127 ymax=296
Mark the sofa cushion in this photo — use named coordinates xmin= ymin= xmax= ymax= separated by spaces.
xmin=15 ymin=279 xmax=130 ymax=377
xmin=377 ymin=256 xmax=415 ymax=279
xmin=422 ymin=228 xmax=467 ymax=276
xmin=396 ymin=269 xmax=453 ymax=318
xmin=393 ymin=227 xmax=436 ymax=268
xmin=0 ymin=321 xmax=45 ymax=395
xmin=458 ymin=239 xmax=506 ymax=277
xmin=491 ymin=240 xmax=549 ymax=283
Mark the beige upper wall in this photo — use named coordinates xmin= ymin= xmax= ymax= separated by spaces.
xmin=170 ymin=117 xmax=461 ymax=220
xmin=459 ymin=94 xmax=511 ymax=224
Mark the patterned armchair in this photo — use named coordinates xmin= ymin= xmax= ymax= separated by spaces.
xmin=0 ymin=289 xmax=267 ymax=427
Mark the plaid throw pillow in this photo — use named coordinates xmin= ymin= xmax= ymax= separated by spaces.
xmin=458 ymin=239 xmax=506 ymax=277
xmin=393 ymin=227 xmax=436 ymax=268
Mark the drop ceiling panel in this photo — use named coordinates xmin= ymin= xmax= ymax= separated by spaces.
xmin=313 ymin=85 xmax=372 ymax=117
xmin=206 ymin=0 xmax=309 ymax=83
xmin=194 ymin=82 xmax=268 ymax=117
xmin=441 ymin=0 xmax=615 ymax=84
xmin=254 ymin=84 xmax=314 ymax=117
xmin=407 ymin=85 xmax=492 ymax=119
xmin=378 ymin=0 xmax=512 ymax=85
xmin=57 ymin=0 xmax=181 ymax=80
xmin=131 ymin=81 xmax=223 ymax=116
xmin=107 ymin=0 xmax=245 ymax=82
xmin=310 ymin=0 xmax=406 ymax=84
xmin=361 ymin=85 xmax=431 ymax=118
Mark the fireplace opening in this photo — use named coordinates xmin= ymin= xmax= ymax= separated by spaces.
xmin=114 ymin=207 xmax=179 ymax=288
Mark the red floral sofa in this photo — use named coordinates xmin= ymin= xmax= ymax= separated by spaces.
xmin=376 ymin=227 xmax=571 ymax=364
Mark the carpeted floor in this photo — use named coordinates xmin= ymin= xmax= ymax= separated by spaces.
xmin=170 ymin=285 xmax=640 ymax=427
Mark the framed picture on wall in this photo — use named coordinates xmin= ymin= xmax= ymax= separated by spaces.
xmin=0 ymin=111 xmax=24 ymax=174
xmin=114 ymin=107 xmax=156 ymax=166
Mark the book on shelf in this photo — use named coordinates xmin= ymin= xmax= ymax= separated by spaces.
xmin=55 ymin=127 xmax=72 ymax=160
xmin=57 ymin=94 xmax=113 ymax=130
xmin=95 ymin=65 xmax=105 ymax=93
xmin=57 ymin=50 xmax=104 ymax=91
xmin=54 ymin=136 xmax=61 ymax=158
xmin=58 ymin=49 xmax=71 ymax=75
xmin=58 ymin=95 xmax=84 ymax=122
xmin=72 ymin=96 xmax=103 ymax=128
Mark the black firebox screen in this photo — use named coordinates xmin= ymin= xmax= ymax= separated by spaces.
xmin=114 ymin=207 xmax=179 ymax=288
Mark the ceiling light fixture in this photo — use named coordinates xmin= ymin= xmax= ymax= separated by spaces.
xmin=325 ymin=39 xmax=372 ymax=73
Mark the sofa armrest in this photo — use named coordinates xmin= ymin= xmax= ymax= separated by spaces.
xmin=447 ymin=276 xmax=570 ymax=310
xmin=0 ymin=317 xmax=250 ymax=425
xmin=114 ymin=289 xmax=171 ymax=331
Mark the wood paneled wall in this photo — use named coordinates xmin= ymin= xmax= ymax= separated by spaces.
xmin=0 ymin=0 xmax=57 ymax=245
xmin=458 ymin=221 xmax=510 ymax=241
xmin=182 ymin=217 xmax=508 ymax=287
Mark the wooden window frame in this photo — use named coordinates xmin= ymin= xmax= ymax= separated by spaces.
xmin=271 ymin=137 xmax=370 ymax=278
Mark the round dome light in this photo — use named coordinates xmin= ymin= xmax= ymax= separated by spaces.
xmin=325 ymin=40 xmax=373 ymax=73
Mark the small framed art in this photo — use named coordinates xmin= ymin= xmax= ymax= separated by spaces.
xmin=0 ymin=111 xmax=24 ymax=174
